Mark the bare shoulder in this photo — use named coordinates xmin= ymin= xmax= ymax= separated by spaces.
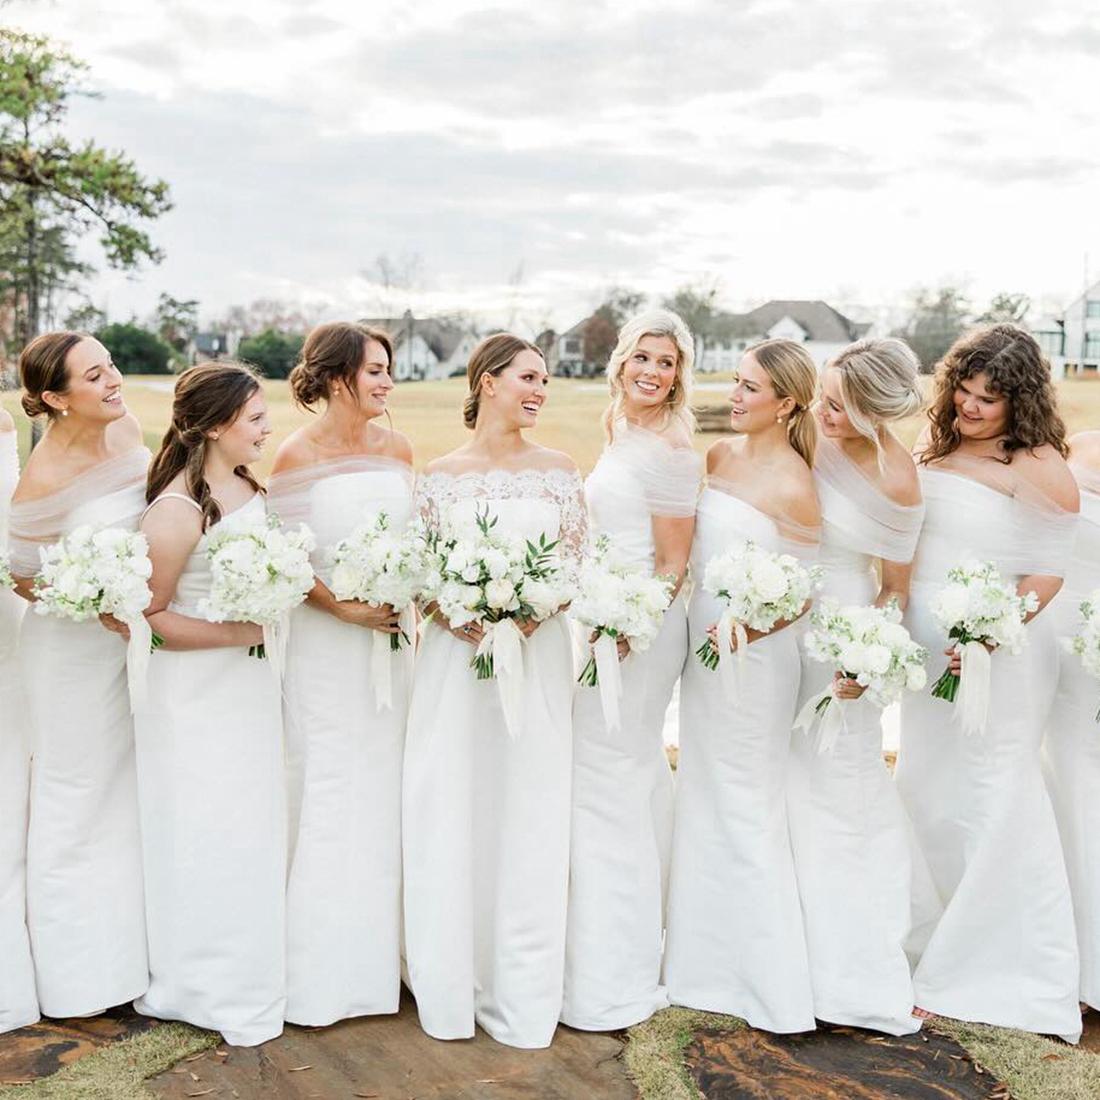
xmin=881 ymin=437 xmax=922 ymax=506
xmin=781 ymin=455 xmax=822 ymax=528
xmin=0 ymin=407 xmax=13 ymax=433
xmin=1016 ymin=444 xmax=1079 ymax=511
xmin=270 ymin=427 xmax=317 ymax=476
xmin=528 ymin=444 xmax=580 ymax=475
xmin=378 ymin=425 xmax=414 ymax=466
xmin=1068 ymin=430 xmax=1100 ymax=468
xmin=705 ymin=438 xmax=732 ymax=475
xmin=142 ymin=491 xmax=204 ymax=538
xmin=911 ymin=421 xmax=933 ymax=461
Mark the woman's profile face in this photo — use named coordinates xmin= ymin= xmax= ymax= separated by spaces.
xmin=816 ymin=367 xmax=858 ymax=440
xmin=953 ymin=370 xmax=1008 ymax=441
xmin=49 ymin=338 xmax=127 ymax=424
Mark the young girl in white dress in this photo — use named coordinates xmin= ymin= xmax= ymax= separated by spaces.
xmin=135 ymin=361 xmax=286 ymax=1047
xmin=897 ymin=324 xmax=1081 ymax=1041
xmin=561 ymin=310 xmax=700 ymax=1032
xmin=403 ymin=334 xmax=586 ymax=1049
xmin=9 ymin=332 xmax=149 ymax=1019
xmin=0 ymin=407 xmax=38 ymax=1033
xmin=1044 ymin=429 xmax=1100 ymax=1015
xmin=269 ymin=323 xmax=414 ymax=1027
xmin=787 ymin=338 xmax=936 ymax=1035
xmin=664 ymin=339 xmax=821 ymax=1034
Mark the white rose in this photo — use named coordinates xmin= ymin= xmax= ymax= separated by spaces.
xmin=748 ymin=560 xmax=788 ymax=602
xmin=906 ymin=664 xmax=928 ymax=691
xmin=485 ymin=578 xmax=517 ymax=610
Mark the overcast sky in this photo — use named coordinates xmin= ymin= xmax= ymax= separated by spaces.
xmin=8 ymin=0 xmax=1100 ymax=332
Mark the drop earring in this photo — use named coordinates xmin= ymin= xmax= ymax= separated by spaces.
xmin=61 ymin=408 xmax=69 ymax=417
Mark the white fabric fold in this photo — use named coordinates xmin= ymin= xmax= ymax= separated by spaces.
xmin=593 ymin=631 xmax=622 ymax=734
xmin=262 ymin=611 xmax=291 ymax=691
xmin=476 ymin=618 xmax=526 ymax=740
xmin=717 ymin=609 xmax=747 ymax=704
xmin=956 ymin=640 xmax=992 ymax=737
xmin=793 ymin=680 xmax=849 ymax=753
xmin=126 ymin=613 xmax=153 ymax=715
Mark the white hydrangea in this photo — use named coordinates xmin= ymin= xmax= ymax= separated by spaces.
xmin=928 ymin=557 xmax=1038 ymax=702
xmin=571 ymin=535 xmax=675 ymax=686
xmin=33 ymin=525 xmax=153 ymax=623
xmin=1062 ymin=586 xmax=1100 ymax=721
xmin=803 ymin=599 xmax=928 ymax=710
xmin=328 ymin=513 xmax=433 ymax=649
xmin=697 ymin=540 xmax=820 ymax=669
xmin=198 ymin=514 xmax=316 ymax=630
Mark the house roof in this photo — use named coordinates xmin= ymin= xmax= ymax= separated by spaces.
xmin=359 ymin=316 xmax=470 ymax=361
xmin=739 ymin=300 xmax=865 ymax=343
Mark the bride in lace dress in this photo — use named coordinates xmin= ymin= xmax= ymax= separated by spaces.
xmin=561 ymin=310 xmax=700 ymax=1032
xmin=0 ymin=407 xmax=37 ymax=1034
xmin=9 ymin=333 xmax=149 ymax=1019
xmin=403 ymin=334 xmax=586 ymax=1049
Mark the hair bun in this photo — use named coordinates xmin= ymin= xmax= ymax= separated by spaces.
xmin=21 ymin=392 xmax=47 ymax=419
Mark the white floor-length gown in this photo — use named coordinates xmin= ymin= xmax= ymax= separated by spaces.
xmin=403 ymin=466 xmax=586 ymax=1049
xmin=896 ymin=457 xmax=1081 ymax=1041
xmin=664 ymin=475 xmax=819 ymax=1034
xmin=787 ymin=436 xmax=934 ymax=1036
xmin=0 ymin=428 xmax=38 ymax=1033
xmin=134 ymin=492 xmax=286 ymax=1047
xmin=1044 ymin=462 xmax=1100 ymax=1012
xmin=269 ymin=456 xmax=414 ymax=1026
xmin=561 ymin=423 xmax=699 ymax=1031
xmin=9 ymin=447 xmax=150 ymax=1018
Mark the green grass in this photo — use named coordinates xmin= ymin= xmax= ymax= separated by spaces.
xmin=0 ymin=1024 xmax=217 ymax=1100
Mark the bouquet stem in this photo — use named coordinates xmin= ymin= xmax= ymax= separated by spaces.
xmin=249 ymin=644 xmax=267 ymax=660
xmin=931 ymin=665 xmax=960 ymax=702
xmin=815 ymin=694 xmax=832 ymax=716
xmin=472 ymin=652 xmax=494 ymax=680
xmin=696 ymin=637 xmax=719 ymax=671
xmin=391 ymin=629 xmax=409 ymax=652
xmin=578 ymin=655 xmax=598 ymax=686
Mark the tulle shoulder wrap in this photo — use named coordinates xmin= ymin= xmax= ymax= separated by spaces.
xmin=814 ymin=437 xmax=925 ymax=564
xmin=0 ymin=431 xmax=17 ymax=551
xmin=267 ymin=454 xmax=414 ymax=529
xmin=705 ymin=470 xmax=821 ymax=560
xmin=8 ymin=447 xmax=150 ymax=577
xmin=607 ymin=423 xmax=702 ymax=518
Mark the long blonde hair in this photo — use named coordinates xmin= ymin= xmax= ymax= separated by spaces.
xmin=827 ymin=337 xmax=923 ymax=469
xmin=747 ymin=338 xmax=818 ymax=466
xmin=602 ymin=309 xmax=696 ymax=441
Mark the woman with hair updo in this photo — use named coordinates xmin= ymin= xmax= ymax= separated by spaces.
xmin=0 ymin=405 xmax=38 ymax=1034
xmin=560 ymin=309 xmax=700 ymax=1032
xmin=786 ymin=337 xmax=938 ymax=1035
xmin=9 ymin=332 xmax=149 ymax=1018
xmin=1045 ymin=428 xmax=1100 ymax=1016
xmin=898 ymin=324 xmax=1081 ymax=1041
xmin=134 ymin=360 xmax=284 ymax=1046
xmin=268 ymin=322 xmax=413 ymax=1027
xmin=664 ymin=339 xmax=821 ymax=1033
xmin=403 ymin=333 xmax=586 ymax=1049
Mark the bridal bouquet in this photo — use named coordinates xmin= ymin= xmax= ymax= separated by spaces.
xmin=32 ymin=525 xmax=155 ymax=712
xmin=571 ymin=536 xmax=674 ymax=731
xmin=696 ymin=540 xmax=818 ymax=699
xmin=929 ymin=558 xmax=1037 ymax=735
xmin=198 ymin=514 xmax=315 ymax=665
xmin=329 ymin=512 xmax=432 ymax=651
xmin=797 ymin=600 xmax=927 ymax=751
xmin=422 ymin=505 xmax=575 ymax=739
xmin=1062 ymin=587 xmax=1100 ymax=721
xmin=0 ymin=554 xmax=13 ymax=591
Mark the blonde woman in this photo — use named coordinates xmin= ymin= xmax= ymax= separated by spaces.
xmin=665 ymin=339 xmax=821 ymax=1033
xmin=403 ymin=335 xmax=586 ymax=1049
xmin=787 ymin=338 xmax=938 ymax=1035
xmin=561 ymin=309 xmax=701 ymax=1032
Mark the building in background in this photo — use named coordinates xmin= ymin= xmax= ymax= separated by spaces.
xmin=1054 ymin=281 xmax=1100 ymax=378
xmin=361 ymin=311 xmax=480 ymax=381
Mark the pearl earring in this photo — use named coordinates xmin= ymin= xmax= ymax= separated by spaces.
xmin=61 ymin=408 xmax=69 ymax=417
xmin=776 ymin=415 xmax=784 ymax=424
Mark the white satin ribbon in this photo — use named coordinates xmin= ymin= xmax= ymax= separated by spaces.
xmin=593 ymin=631 xmax=623 ymax=734
xmin=476 ymin=617 xmax=526 ymax=741
xmin=955 ymin=640 xmax=992 ymax=737
xmin=262 ymin=611 xmax=291 ymax=691
xmin=717 ymin=609 xmax=747 ymax=704
xmin=793 ymin=680 xmax=849 ymax=754
xmin=125 ymin=613 xmax=153 ymax=715
xmin=0 ymin=590 xmax=20 ymax=657
xmin=372 ymin=628 xmax=395 ymax=713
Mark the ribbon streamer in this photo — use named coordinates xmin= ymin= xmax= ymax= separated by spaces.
xmin=793 ymin=680 xmax=849 ymax=754
xmin=0 ymin=590 xmax=21 ymax=657
xmin=476 ymin=617 xmax=526 ymax=741
xmin=125 ymin=613 xmax=153 ymax=716
xmin=717 ymin=609 xmax=748 ymax=704
xmin=372 ymin=628 xmax=394 ymax=713
xmin=262 ymin=611 xmax=291 ymax=692
xmin=593 ymin=631 xmax=623 ymax=734
xmin=955 ymin=640 xmax=992 ymax=737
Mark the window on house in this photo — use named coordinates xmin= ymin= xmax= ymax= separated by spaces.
xmin=1085 ymin=333 xmax=1100 ymax=359
xmin=564 ymin=338 xmax=581 ymax=354
xmin=1087 ymin=300 xmax=1100 ymax=319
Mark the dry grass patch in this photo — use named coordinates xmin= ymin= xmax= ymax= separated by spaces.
xmin=0 ymin=1023 xmax=217 ymax=1100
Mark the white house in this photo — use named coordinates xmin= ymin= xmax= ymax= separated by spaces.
xmin=1057 ymin=281 xmax=1100 ymax=377
xmin=361 ymin=314 xmax=479 ymax=381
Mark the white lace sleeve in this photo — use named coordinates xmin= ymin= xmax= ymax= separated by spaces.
xmin=414 ymin=473 xmax=444 ymax=531
xmin=547 ymin=469 xmax=588 ymax=563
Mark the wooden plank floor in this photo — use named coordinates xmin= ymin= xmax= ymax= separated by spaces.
xmin=148 ymin=990 xmax=638 ymax=1100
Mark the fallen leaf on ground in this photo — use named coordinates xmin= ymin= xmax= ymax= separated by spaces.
xmin=1042 ymin=1054 xmax=1064 ymax=1062
xmin=189 ymin=1071 xmax=200 ymax=1081
xmin=289 ymin=1064 xmax=312 ymax=1071
xmin=186 ymin=1053 xmax=206 ymax=1062
xmin=186 ymin=1091 xmax=215 ymax=1098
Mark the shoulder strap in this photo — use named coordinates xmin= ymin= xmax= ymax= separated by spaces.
xmin=141 ymin=491 xmax=204 ymax=523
